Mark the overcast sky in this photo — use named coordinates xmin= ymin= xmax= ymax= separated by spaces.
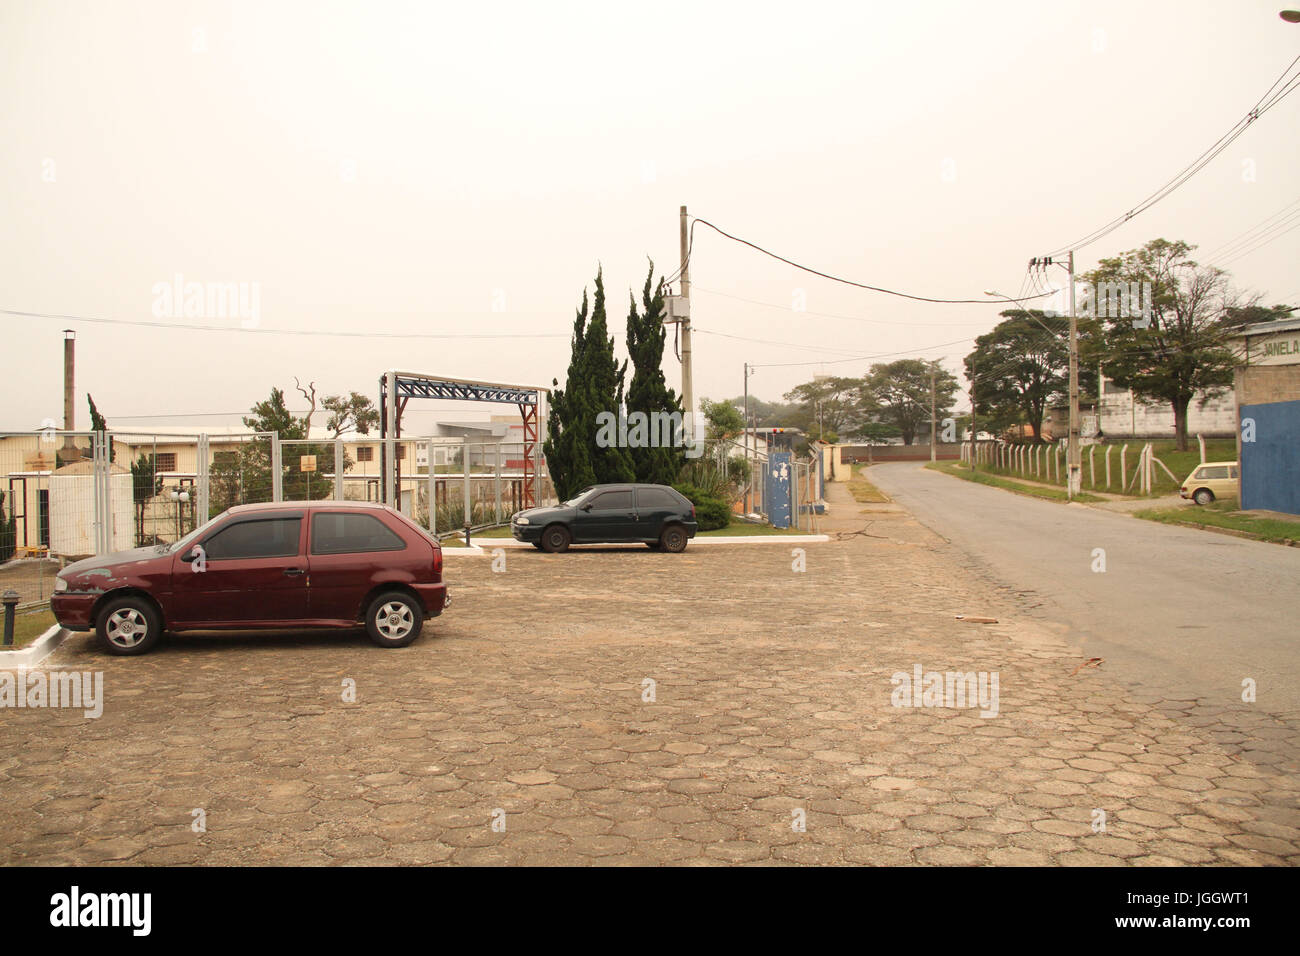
xmin=3 ymin=0 xmax=1298 ymax=434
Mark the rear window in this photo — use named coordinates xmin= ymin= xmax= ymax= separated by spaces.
xmin=203 ymin=518 xmax=301 ymax=560
xmin=637 ymin=488 xmax=680 ymax=509
xmin=1198 ymin=466 xmax=1230 ymax=480
xmin=312 ymin=512 xmax=407 ymax=555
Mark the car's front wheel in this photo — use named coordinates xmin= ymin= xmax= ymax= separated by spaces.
xmin=659 ymin=524 xmax=689 ymax=553
xmin=365 ymin=591 xmax=425 ymax=648
xmin=540 ymin=524 xmax=571 ymax=553
xmin=1193 ymin=488 xmax=1215 ymax=506
xmin=96 ymin=596 xmax=163 ymax=656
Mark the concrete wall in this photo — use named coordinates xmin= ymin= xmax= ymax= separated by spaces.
xmin=838 ymin=443 xmax=963 ymax=464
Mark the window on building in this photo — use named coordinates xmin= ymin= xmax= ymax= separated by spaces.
xmin=154 ymin=452 xmax=177 ymax=471
xmin=356 ymin=446 xmax=374 ymax=462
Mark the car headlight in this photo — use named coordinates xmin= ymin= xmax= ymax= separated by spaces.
xmin=54 ymin=577 xmax=69 ymax=592
xmin=515 ymin=516 xmax=530 ymax=525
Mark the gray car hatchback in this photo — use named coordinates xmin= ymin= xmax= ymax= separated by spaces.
xmin=510 ymin=483 xmax=699 ymax=552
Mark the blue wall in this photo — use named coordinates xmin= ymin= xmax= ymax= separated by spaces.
xmin=1240 ymin=399 xmax=1300 ymax=515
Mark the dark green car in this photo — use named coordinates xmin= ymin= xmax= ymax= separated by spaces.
xmin=510 ymin=483 xmax=699 ymax=553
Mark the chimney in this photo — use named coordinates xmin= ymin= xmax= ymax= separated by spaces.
xmin=62 ymin=329 xmax=78 ymax=457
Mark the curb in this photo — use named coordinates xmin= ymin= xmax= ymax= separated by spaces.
xmin=0 ymin=624 xmax=69 ymax=669
xmin=443 ymin=534 xmax=830 ymax=553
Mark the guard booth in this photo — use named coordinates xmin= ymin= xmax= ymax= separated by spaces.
xmin=764 ymin=451 xmax=793 ymax=529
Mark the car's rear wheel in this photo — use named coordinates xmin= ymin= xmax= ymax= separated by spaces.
xmin=659 ymin=524 xmax=688 ymax=553
xmin=540 ymin=525 xmax=571 ymax=553
xmin=96 ymin=596 xmax=163 ymax=656
xmin=365 ymin=591 xmax=424 ymax=648
xmin=1193 ymin=488 xmax=1215 ymax=506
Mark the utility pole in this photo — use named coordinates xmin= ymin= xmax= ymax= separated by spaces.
xmin=969 ymin=357 xmax=977 ymax=470
xmin=743 ymin=362 xmax=751 ymax=514
xmin=679 ymin=205 xmax=694 ymax=441
xmin=1066 ymin=250 xmax=1081 ymax=498
xmin=929 ymin=363 xmax=937 ymax=463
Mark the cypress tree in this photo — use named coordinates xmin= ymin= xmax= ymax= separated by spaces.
xmin=624 ymin=263 xmax=685 ymax=485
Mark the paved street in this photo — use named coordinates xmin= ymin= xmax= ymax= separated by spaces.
xmin=1 ymin=480 xmax=1297 ymax=865
xmin=870 ymin=462 xmax=1300 ymax=754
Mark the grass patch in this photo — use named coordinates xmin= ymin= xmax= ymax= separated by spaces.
xmin=1133 ymin=501 xmax=1300 ymax=544
xmin=0 ymin=607 xmax=57 ymax=650
xmin=928 ymin=462 xmax=1103 ymax=504
xmin=698 ymin=522 xmax=805 ymax=536
xmin=848 ymin=466 xmax=890 ymax=503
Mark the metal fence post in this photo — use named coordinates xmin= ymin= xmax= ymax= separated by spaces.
xmin=494 ymin=441 xmax=503 ymax=523
xmin=334 ymin=440 xmax=344 ymax=501
xmin=270 ymin=434 xmax=283 ymax=502
xmin=462 ymin=439 xmax=471 ymax=530
xmin=2 ymin=590 xmax=17 ymax=646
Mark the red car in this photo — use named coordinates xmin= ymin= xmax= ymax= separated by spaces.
xmin=51 ymin=501 xmax=448 ymax=655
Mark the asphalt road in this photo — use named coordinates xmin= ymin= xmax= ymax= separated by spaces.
xmin=869 ymin=462 xmax=1300 ymax=719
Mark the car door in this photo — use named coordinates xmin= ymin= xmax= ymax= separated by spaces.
xmin=635 ymin=487 xmax=679 ymax=541
xmin=571 ymin=489 xmax=637 ymax=542
xmin=307 ymin=510 xmax=411 ymax=622
xmin=170 ymin=513 xmax=308 ymax=626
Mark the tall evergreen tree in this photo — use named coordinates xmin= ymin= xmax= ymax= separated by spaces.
xmin=544 ymin=269 xmax=634 ymax=500
xmin=624 ymin=263 xmax=684 ymax=484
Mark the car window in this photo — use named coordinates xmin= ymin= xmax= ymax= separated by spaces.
xmin=203 ymin=518 xmax=302 ymax=560
xmin=1201 ymin=466 xmax=1230 ymax=480
xmin=589 ymin=490 xmax=633 ymax=510
xmin=312 ymin=513 xmax=406 ymax=555
xmin=636 ymin=488 xmax=678 ymax=509
xmin=1229 ymin=466 xmax=1239 ymax=479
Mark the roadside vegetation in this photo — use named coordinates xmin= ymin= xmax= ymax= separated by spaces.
xmin=0 ymin=607 xmax=56 ymax=650
xmin=1134 ymin=500 xmax=1300 ymax=545
xmin=927 ymin=461 xmax=1104 ymax=504
xmin=848 ymin=466 xmax=890 ymax=503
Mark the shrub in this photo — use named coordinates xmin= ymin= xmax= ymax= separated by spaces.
xmin=673 ymin=483 xmax=731 ymax=531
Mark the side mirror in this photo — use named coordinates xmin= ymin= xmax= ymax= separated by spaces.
xmin=180 ymin=550 xmax=198 ymax=563
xmin=581 ymin=503 xmax=593 ymax=512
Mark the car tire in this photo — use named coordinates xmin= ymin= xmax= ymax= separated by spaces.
xmin=96 ymin=595 xmax=163 ymax=656
xmin=540 ymin=524 xmax=571 ymax=553
xmin=1193 ymin=488 xmax=1215 ymax=506
xmin=364 ymin=591 xmax=425 ymax=648
xmin=659 ymin=524 xmax=688 ymax=553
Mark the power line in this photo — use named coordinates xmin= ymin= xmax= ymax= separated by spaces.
xmin=681 ymin=216 xmax=1055 ymax=305
xmin=1203 ymin=195 xmax=1300 ymax=261
xmin=1043 ymin=54 xmax=1300 ymax=258
xmin=1217 ymin=215 xmax=1300 ymax=268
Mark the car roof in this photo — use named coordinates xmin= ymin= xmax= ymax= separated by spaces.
xmin=582 ymin=483 xmax=679 ymax=491
xmin=1195 ymin=461 xmax=1239 ymax=468
xmin=226 ymin=500 xmax=395 ymax=514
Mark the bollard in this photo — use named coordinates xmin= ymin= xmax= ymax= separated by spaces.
xmin=2 ymin=589 xmax=19 ymax=647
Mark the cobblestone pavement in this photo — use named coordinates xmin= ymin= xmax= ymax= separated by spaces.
xmin=1 ymin=482 xmax=1296 ymax=865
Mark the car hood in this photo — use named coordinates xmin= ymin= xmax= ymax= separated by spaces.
xmin=514 ymin=505 xmax=571 ymax=522
xmin=60 ymin=546 xmax=173 ymax=582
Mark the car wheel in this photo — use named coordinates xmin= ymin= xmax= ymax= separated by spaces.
xmin=659 ymin=524 xmax=688 ymax=553
xmin=365 ymin=591 xmax=424 ymax=648
xmin=1193 ymin=489 xmax=1214 ymax=506
xmin=540 ymin=525 xmax=571 ymax=553
xmin=96 ymin=596 xmax=163 ymax=656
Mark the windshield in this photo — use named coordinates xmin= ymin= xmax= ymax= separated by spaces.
xmin=167 ymin=513 xmax=224 ymax=554
xmin=563 ymin=487 xmax=594 ymax=508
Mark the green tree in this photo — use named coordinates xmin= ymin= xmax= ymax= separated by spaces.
xmin=322 ymin=391 xmax=380 ymax=437
xmin=865 ymin=359 xmax=958 ymax=445
xmin=544 ymin=269 xmax=634 ymax=500
xmin=783 ymin=375 xmax=868 ymax=440
xmin=624 ymin=263 xmax=685 ymax=485
xmin=964 ymin=311 xmax=1071 ymax=442
xmin=240 ymin=384 xmax=345 ymax=502
xmin=1083 ymin=239 xmax=1240 ymax=451
xmin=700 ymin=397 xmax=745 ymax=441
